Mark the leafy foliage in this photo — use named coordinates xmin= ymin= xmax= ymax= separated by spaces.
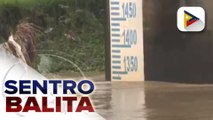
xmin=0 ymin=0 xmax=106 ymax=73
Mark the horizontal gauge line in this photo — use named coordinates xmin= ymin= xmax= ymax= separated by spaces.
xmin=111 ymin=23 xmax=120 ymax=26
xmin=112 ymin=39 xmax=120 ymax=42
xmin=112 ymin=50 xmax=121 ymax=53
xmin=111 ymin=17 xmax=126 ymax=21
xmin=111 ymin=12 xmax=120 ymax=16
xmin=111 ymin=28 xmax=120 ymax=32
xmin=112 ymin=44 xmax=131 ymax=48
xmin=112 ymin=71 xmax=128 ymax=75
xmin=111 ymin=7 xmax=120 ymax=10
xmin=112 ymin=55 xmax=121 ymax=59
xmin=112 ymin=66 xmax=121 ymax=69
xmin=112 ymin=60 xmax=121 ymax=64
xmin=112 ymin=76 xmax=121 ymax=80
xmin=111 ymin=1 xmax=119 ymax=5
xmin=111 ymin=34 xmax=120 ymax=37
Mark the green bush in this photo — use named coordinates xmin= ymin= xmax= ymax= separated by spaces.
xmin=0 ymin=0 xmax=105 ymax=73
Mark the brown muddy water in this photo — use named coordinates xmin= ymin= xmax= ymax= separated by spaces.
xmin=93 ymin=81 xmax=213 ymax=120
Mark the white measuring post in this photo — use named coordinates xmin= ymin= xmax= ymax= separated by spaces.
xmin=109 ymin=0 xmax=144 ymax=81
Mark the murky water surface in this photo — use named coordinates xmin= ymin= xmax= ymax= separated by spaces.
xmin=92 ymin=82 xmax=213 ymax=120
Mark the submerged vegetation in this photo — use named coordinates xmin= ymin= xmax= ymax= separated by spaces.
xmin=0 ymin=0 xmax=106 ymax=73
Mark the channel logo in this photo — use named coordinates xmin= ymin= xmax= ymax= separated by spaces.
xmin=177 ymin=7 xmax=205 ymax=32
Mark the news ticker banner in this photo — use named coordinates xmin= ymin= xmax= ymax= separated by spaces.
xmin=0 ymin=46 xmax=105 ymax=120
xmin=109 ymin=0 xmax=144 ymax=81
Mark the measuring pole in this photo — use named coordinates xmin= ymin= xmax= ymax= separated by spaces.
xmin=108 ymin=0 xmax=144 ymax=81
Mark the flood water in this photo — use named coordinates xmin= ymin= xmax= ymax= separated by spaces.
xmin=92 ymin=81 xmax=213 ymax=120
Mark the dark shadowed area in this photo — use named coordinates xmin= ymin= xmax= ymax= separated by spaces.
xmin=144 ymin=0 xmax=213 ymax=83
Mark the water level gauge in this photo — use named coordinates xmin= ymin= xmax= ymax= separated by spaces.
xmin=109 ymin=0 xmax=144 ymax=81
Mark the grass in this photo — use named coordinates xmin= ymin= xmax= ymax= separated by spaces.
xmin=0 ymin=0 xmax=105 ymax=73
xmin=0 ymin=0 xmax=55 ymax=8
